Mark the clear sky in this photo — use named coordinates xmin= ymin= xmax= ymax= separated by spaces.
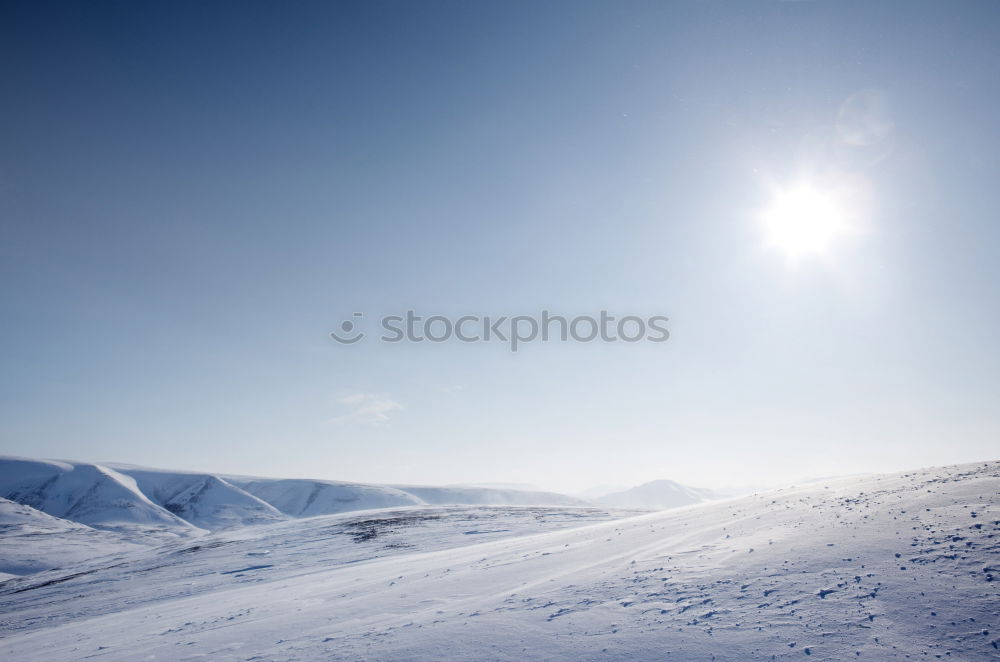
xmin=2 ymin=1 xmax=999 ymax=493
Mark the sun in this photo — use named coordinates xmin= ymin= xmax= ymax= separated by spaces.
xmin=762 ymin=184 xmax=851 ymax=259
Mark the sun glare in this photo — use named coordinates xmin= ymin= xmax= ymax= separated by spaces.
xmin=762 ymin=184 xmax=851 ymax=260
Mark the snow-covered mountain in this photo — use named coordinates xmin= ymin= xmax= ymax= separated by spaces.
xmin=0 ymin=457 xmax=197 ymax=535
xmin=228 ymin=477 xmax=424 ymax=517
xmin=118 ymin=467 xmax=287 ymax=530
xmin=0 ymin=460 xmax=995 ymax=661
xmin=597 ymin=478 xmax=718 ymax=509
xmin=0 ymin=456 xmax=586 ymax=540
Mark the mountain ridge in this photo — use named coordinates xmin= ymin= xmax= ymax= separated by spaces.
xmin=0 ymin=456 xmax=587 ymax=540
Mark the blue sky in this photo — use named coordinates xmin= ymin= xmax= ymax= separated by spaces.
xmin=2 ymin=1 xmax=999 ymax=492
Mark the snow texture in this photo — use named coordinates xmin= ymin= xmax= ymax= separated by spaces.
xmin=0 ymin=460 xmax=997 ymax=660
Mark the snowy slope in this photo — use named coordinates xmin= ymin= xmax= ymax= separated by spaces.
xmin=116 ymin=468 xmax=287 ymax=530
xmin=598 ymin=479 xmax=718 ymax=509
xmin=0 ymin=458 xmax=200 ymax=537
xmin=230 ymin=477 xmax=423 ymax=517
xmin=227 ymin=478 xmax=586 ymax=518
xmin=0 ymin=505 xmax=639 ymax=637
xmin=0 ymin=498 xmax=144 ymax=576
xmin=0 ymin=461 xmax=996 ymax=661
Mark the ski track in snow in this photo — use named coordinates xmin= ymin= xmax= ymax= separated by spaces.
xmin=0 ymin=462 xmax=998 ymax=661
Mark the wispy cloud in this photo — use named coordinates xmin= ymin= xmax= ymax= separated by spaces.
xmin=330 ymin=392 xmax=402 ymax=426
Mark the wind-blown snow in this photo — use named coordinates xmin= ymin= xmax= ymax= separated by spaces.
xmin=0 ymin=461 xmax=996 ymax=661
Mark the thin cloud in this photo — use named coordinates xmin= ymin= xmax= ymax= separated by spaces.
xmin=330 ymin=392 xmax=402 ymax=426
